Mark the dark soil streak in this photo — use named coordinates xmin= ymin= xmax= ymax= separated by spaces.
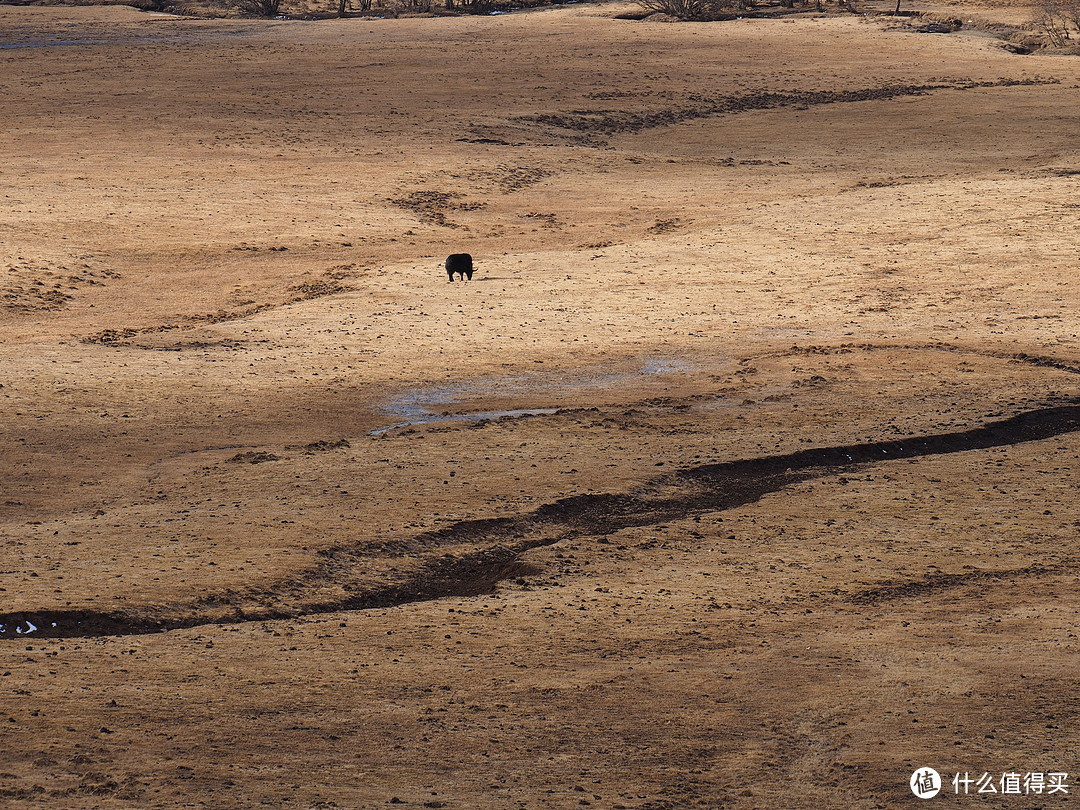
xmin=519 ymin=78 xmax=1055 ymax=136
xmin=849 ymin=562 xmax=1069 ymax=604
xmin=3 ymin=402 xmax=1079 ymax=639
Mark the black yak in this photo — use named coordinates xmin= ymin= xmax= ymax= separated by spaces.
xmin=445 ymin=253 xmax=473 ymax=282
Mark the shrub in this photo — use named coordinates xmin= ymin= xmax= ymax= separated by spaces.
xmin=235 ymin=0 xmax=281 ymax=16
xmin=456 ymin=0 xmax=496 ymax=14
xmin=1032 ymin=0 xmax=1080 ymax=46
xmin=638 ymin=0 xmax=750 ymax=20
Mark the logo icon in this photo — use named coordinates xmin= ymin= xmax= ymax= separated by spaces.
xmin=911 ymin=768 xmax=942 ymax=799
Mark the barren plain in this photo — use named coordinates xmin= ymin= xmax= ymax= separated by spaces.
xmin=1 ymin=1 xmax=1080 ymax=806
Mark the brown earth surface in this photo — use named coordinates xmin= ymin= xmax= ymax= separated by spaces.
xmin=2 ymin=1 xmax=1080 ymax=807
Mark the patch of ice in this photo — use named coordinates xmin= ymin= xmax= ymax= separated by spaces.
xmin=372 ymin=356 xmax=695 ymax=435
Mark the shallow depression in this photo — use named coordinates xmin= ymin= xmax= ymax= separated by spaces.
xmin=370 ymin=356 xmax=697 ymax=434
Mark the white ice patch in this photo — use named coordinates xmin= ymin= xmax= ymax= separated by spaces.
xmin=372 ymin=357 xmax=694 ymax=435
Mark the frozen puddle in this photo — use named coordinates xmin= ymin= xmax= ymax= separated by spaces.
xmin=370 ymin=356 xmax=694 ymax=435
xmin=641 ymin=358 xmax=689 ymax=375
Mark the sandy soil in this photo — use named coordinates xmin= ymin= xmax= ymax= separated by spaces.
xmin=2 ymin=1 xmax=1080 ymax=807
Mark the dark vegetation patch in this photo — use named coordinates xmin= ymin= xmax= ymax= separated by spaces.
xmin=301 ymin=439 xmax=351 ymax=453
xmin=470 ymin=165 xmax=553 ymax=193
xmin=227 ymin=450 xmax=281 ymax=463
xmin=389 ymin=191 xmax=487 ymax=228
xmin=288 ymin=278 xmax=353 ymax=300
xmin=2 ymin=260 xmax=118 ymax=313
xmin=848 ymin=563 xmax=1068 ymax=604
xmin=518 ymin=78 xmax=1057 ymax=136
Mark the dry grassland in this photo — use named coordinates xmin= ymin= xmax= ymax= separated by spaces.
xmin=2 ymin=2 xmax=1080 ymax=807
